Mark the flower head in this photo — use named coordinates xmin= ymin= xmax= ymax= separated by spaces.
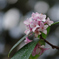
xmin=24 ymin=12 xmax=54 ymax=37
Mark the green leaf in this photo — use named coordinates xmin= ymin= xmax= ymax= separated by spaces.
xmin=42 ymin=32 xmax=47 ymax=39
xmin=11 ymin=40 xmax=39 ymax=59
xmin=8 ymin=35 xmax=27 ymax=57
xmin=29 ymin=54 xmax=39 ymax=59
xmin=47 ymin=26 xmax=50 ymax=35
xmin=39 ymin=39 xmax=45 ymax=45
xmin=38 ymin=35 xmax=40 ymax=38
xmin=51 ymin=21 xmax=59 ymax=25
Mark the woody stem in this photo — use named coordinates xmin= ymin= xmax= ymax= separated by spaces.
xmin=40 ymin=36 xmax=59 ymax=49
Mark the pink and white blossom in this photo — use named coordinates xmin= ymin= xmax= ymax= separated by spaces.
xmin=24 ymin=12 xmax=54 ymax=36
xmin=32 ymin=43 xmax=49 ymax=56
xmin=32 ymin=12 xmax=46 ymax=21
xmin=24 ymin=37 xmax=32 ymax=44
xmin=39 ymin=22 xmax=48 ymax=34
xmin=24 ymin=29 xmax=30 ymax=35
xmin=45 ymin=18 xmax=54 ymax=26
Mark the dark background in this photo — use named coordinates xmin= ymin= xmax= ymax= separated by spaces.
xmin=0 ymin=0 xmax=59 ymax=59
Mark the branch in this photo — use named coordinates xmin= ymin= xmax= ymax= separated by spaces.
xmin=40 ymin=36 xmax=59 ymax=49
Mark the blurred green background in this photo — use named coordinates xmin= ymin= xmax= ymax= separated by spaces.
xmin=0 ymin=0 xmax=59 ymax=59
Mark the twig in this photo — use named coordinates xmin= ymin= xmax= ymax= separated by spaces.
xmin=40 ymin=36 xmax=59 ymax=49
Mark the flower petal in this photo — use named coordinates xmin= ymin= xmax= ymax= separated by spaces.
xmin=43 ymin=29 xmax=47 ymax=34
xmin=24 ymin=37 xmax=32 ymax=44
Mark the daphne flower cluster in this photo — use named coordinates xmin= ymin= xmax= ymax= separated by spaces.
xmin=24 ymin=12 xmax=53 ymax=37
xmin=24 ymin=12 xmax=53 ymax=56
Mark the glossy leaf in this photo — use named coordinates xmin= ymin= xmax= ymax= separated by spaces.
xmin=8 ymin=35 xmax=27 ymax=57
xmin=47 ymin=26 xmax=50 ymax=35
xmin=39 ymin=39 xmax=45 ymax=45
xmin=29 ymin=54 xmax=39 ymax=59
xmin=11 ymin=40 xmax=39 ymax=59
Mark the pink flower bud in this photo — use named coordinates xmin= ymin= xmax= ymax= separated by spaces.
xmin=24 ymin=37 xmax=32 ymax=44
